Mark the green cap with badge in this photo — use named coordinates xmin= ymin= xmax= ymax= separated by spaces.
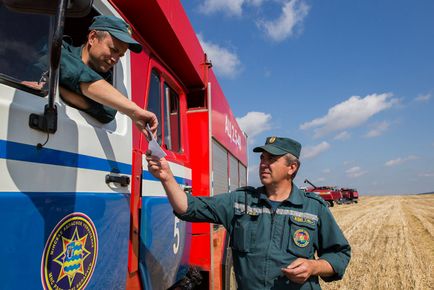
xmin=253 ymin=136 xmax=302 ymax=158
xmin=89 ymin=15 xmax=142 ymax=53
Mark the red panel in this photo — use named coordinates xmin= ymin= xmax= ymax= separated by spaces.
xmin=130 ymin=48 xmax=151 ymax=150
xmin=209 ymin=71 xmax=247 ymax=165
xmin=126 ymin=150 xmax=143 ymax=289
xmin=186 ymin=110 xmax=212 ymax=269
xmin=190 ymin=232 xmax=211 ymax=271
xmin=187 ymin=111 xmax=210 ymax=197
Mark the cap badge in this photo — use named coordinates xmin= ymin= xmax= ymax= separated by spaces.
xmin=293 ymin=229 xmax=310 ymax=247
xmin=269 ymin=137 xmax=276 ymax=144
xmin=127 ymin=26 xmax=132 ymax=36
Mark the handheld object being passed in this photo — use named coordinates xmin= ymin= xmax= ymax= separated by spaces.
xmin=145 ymin=124 xmax=167 ymax=159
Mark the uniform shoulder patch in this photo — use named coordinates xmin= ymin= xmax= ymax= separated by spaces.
xmin=305 ymin=191 xmax=328 ymax=206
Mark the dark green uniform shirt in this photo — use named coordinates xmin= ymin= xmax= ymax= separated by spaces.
xmin=176 ymin=185 xmax=351 ymax=290
xmin=60 ymin=41 xmax=117 ymax=123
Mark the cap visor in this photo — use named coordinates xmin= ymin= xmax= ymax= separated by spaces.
xmin=109 ymin=31 xmax=142 ymax=53
xmin=253 ymin=145 xmax=287 ymax=155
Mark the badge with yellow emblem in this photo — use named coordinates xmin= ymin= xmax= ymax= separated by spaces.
xmin=268 ymin=137 xmax=276 ymax=143
xmin=293 ymin=229 xmax=310 ymax=248
xmin=41 ymin=213 xmax=98 ymax=290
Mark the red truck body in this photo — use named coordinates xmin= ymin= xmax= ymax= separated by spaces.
xmin=304 ymin=179 xmax=343 ymax=207
xmin=340 ymin=188 xmax=359 ymax=203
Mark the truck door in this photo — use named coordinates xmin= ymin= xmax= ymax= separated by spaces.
xmin=139 ymin=61 xmax=192 ymax=290
xmin=0 ymin=3 xmax=132 ymax=289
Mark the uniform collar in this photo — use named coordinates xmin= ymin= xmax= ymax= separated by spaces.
xmin=287 ymin=184 xmax=304 ymax=206
xmin=259 ymin=183 xmax=304 ymax=206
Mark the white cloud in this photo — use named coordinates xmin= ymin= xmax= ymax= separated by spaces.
xmin=346 ymin=166 xmax=367 ymax=178
xmin=365 ymin=121 xmax=390 ymax=138
xmin=322 ymin=168 xmax=331 ymax=174
xmin=301 ymin=141 xmax=330 ymax=159
xmin=419 ymin=172 xmax=434 ymax=177
xmin=197 ymin=34 xmax=241 ymax=78
xmin=236 ymin=111 xmax=272 ymax=142
xmin=300 ymin=93 xmax=398 ymax=138
xmin=199 ymin=0 xmax=244 ymax=16
xmin=257 ymin=0 xmax=310 ymax=42
xmin=385 ymin=155 xmax=419 ymax=167
xmin=316 ymin=177 xmax=325 ymax=182
xmin=414 ymin=93 xmax=431 ymax=102
xmin=198 ymin=0 xmax=266 ymax=16
xmin=334 ymin=131 xmax=350 ymax=140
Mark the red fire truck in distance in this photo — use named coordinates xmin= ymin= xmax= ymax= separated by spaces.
xmin=304 ymin=179 xmax=343 ymax=207
xmin=340 ymin=188 xmax=359 ymax=203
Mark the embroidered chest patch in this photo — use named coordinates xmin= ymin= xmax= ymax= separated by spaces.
xmin=292 ymin=215 xmax=316 ymax=226
xmin=293 ymin=229 xmax=310 ymax=247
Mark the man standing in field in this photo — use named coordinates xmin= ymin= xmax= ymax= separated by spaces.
xmin=147 ymin=136 xmax=351 ymax=289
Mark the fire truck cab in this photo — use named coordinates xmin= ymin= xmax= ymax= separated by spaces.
xmin=0 ymin=0 xmax=247 ymax=289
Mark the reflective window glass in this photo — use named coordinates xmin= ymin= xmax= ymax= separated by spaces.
xmin=164 ymin=83 xmax=181 ymax=152
xmin=0 ymin=4 xmax=50 ymax=94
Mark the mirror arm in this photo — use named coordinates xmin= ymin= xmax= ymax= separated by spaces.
xmin=29 ymin=0 xmax=69 ymax=134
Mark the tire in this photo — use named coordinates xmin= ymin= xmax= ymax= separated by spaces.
xmin=327 ymin=200 xmax=334 ymax=207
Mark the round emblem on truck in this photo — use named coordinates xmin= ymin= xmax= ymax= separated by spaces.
xmin=41 ymin=213 xmax=98 ymax=290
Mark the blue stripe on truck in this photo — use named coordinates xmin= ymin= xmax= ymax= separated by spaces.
xmin=0 ymin=139 xmax=131 ymax=174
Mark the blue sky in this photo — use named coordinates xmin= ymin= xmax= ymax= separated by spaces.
xmin=180 ymin=0 xmax=434 ymax=195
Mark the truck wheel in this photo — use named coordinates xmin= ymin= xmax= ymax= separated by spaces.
xmin=327 ymin=201 xmax=334 ymax=207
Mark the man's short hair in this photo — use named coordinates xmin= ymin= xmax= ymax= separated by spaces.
xmin=93 ymin=30 xmax=108 ymax=40
xmin=284 ymin=153 xmax=300 ymax=179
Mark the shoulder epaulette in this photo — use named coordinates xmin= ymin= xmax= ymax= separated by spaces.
xmin=305 ymin=191 xmax=328 ymax=206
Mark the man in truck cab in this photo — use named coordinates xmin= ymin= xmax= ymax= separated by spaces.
xmin=146 ymin=136 xmax=351 ymax=289
xmin=23 ymin=15 xmax=158 ymax=133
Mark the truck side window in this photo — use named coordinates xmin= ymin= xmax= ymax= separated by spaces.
xmin=0 ymin=4 xmax=50 ymax=95
xmin=147 ymin=69 xmax=182 ymax=152
xmin=147 ymin=70 xmax=162 ymax=144
xmin=164 ymin=83 xmax=181 ymax=152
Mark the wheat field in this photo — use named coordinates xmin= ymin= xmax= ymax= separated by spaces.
xmin=321 ymin=194 xmax=434 ymax=290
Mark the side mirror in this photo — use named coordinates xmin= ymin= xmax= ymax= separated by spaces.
xmin=2 ymin=0 xmax=93 ymax=17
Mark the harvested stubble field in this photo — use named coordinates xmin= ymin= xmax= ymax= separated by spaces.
xmin=321 ymin=194 xmax=434 ymax=290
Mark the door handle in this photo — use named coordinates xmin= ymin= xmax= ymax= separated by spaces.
xmin=105 ymin=173 xmax=130 ymax=187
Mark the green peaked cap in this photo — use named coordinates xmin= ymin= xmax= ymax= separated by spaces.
xmin=253 ymin=136 xmax=301 ymax=158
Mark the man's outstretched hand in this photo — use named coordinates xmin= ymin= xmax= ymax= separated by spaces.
xmin=131 ymin=108 xmax=158 ymax=138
